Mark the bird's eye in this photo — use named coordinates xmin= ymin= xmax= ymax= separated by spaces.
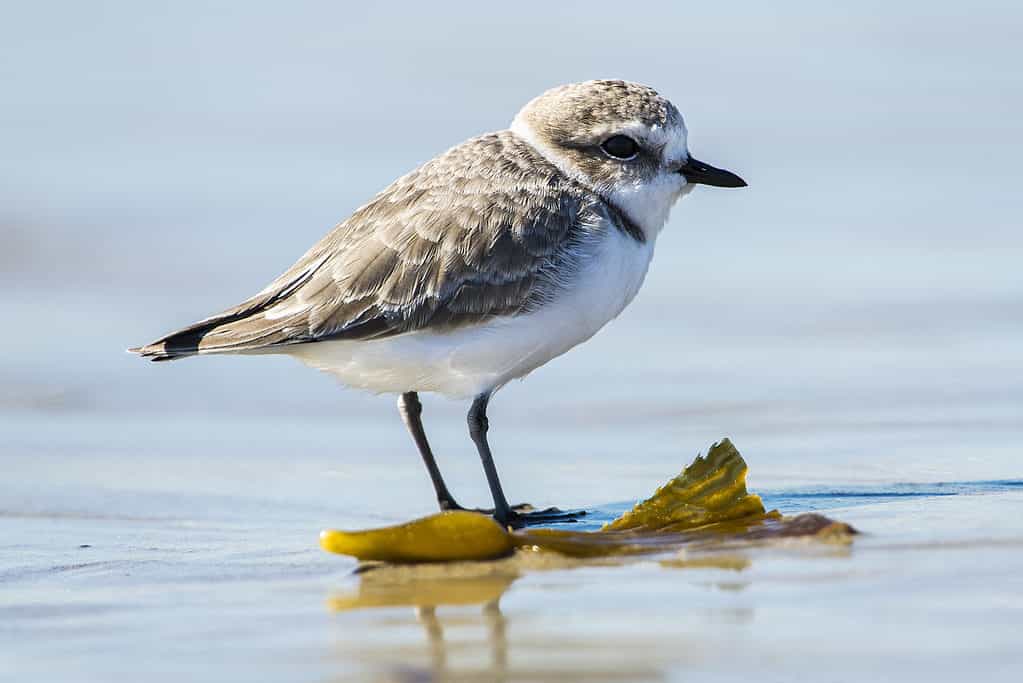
xmin=600 ymin=135 xmax=639 ymax=160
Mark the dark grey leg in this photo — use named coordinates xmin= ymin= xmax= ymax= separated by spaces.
xmin=467 ymin=393 xmax=514 ymax=525
xmin=398 ymin=392 xmax=461 ymax=511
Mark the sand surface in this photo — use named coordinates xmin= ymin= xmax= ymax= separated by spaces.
xmin=3 ymin=437 xmax=1021 ymax=681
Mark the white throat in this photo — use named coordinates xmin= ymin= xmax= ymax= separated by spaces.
xmin=603 ymin=173 xmax=688 ymax=240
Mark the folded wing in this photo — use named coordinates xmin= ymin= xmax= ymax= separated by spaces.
xmin=131 ymin=132 xmax=601 ymax=361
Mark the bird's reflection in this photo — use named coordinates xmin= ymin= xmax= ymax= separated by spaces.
xmin=327 ymin=569 xmax=518 ymax=611
xmin=326 ymin=550 xmax=767 ymax=682
xmin=414 ymin=599 xmax=508 ymax=679
xmin=328 ymin=568 xmax=518 ymax=681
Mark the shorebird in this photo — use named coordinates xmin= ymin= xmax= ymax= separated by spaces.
xmin=132 ymin=80 xmax=746 ymax=527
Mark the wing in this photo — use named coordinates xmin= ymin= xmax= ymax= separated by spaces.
xmin=132 ymin=132 xmax=606 ymax=361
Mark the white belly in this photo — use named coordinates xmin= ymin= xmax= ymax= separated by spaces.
xmin=286 ymin=228 xmax=655 ymax=399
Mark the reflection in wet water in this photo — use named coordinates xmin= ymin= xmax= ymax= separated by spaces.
xmin=329 ymin=571 xmax=519 ymax=612
xmin=326 ymin=547 xmax=783 ymax=681
xmin=329 ymin=567 xmax=516 ymax=681
xmin=329 ymin=564 xmax=676 ymax=682
xmin=413 ymin=601 xmax=507 ymax=682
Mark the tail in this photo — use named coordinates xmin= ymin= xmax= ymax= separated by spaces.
xmin=129 ymin=264 xmax=320 ymax=362
xmin=129 ymin=298 xmax=279 ymax=362
xmin=130 ymin=316 xmax=242 ymax=362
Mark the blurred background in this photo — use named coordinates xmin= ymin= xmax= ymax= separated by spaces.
xmin=2 ymin=1 xmax=1018 ymax=502
xmin=1 ymin=2 xmax=1021 ymax=680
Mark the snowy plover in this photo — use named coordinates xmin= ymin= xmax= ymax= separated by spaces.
xmin=132 ymin=80 xmax=746 ymax=527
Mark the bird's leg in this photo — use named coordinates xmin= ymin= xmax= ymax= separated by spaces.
xmin=467 ymin=393 xmax=584 ymax=528
xmin=400 ymin=390 xmax=582 ymax=526
xmin=398 ymin=392 xmax=462 ymax=511
xmin=467 ymin=393 xmax=513 ymax=524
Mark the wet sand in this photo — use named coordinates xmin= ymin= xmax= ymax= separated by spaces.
xmin=3 ymin=435 xmax=1021 ymax=682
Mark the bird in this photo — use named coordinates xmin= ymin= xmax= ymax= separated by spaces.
xmin=131 ymin=79 xmax=746 ymax=528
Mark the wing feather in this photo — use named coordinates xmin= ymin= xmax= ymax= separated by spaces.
xmin=132 ymin=131 xmax=608 ymax=361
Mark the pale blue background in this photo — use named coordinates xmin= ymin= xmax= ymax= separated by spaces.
xmin=2 ymin=1 xmax=1019 ymax=490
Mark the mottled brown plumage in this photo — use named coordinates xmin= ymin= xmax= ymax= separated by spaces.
xmin=132 ymin=131 xmax=636 ymax=360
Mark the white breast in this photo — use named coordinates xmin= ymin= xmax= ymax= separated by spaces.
xmin=286 ymin=226 xmax=655 ymax=399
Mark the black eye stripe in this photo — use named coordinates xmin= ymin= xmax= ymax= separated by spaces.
xmin=600 ymin=135 xmax=639 ymax=160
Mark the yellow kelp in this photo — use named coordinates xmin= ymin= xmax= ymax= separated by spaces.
xmin=603 ymin=438 xmax=769 ymax=532
xmin=320 ymin=439 xmax=837 ymax=564
xmin=510 ymin=439 xmax=775 ymax=557
xmin=320 ymin=510 xmax=514 ymax=563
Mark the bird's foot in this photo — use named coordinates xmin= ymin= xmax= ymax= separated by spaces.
xmin=502 ymin=506 xmax=585 ymax=529
xmin=439 ymin=500 xmax=584 ymax=528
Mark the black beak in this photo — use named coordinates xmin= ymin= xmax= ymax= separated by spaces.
xmin=678 ymin=156 xmax=747 ymax=188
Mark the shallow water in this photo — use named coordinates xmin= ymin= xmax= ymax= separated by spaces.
xmin=2 ymin=1 xmax=1022 ymax=681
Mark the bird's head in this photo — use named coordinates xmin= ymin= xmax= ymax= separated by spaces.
xmin=511 ymin=79 xmax=746 ymax=238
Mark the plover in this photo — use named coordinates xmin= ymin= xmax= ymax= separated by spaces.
xmin=132 ymin=80 xmax=746 ymax=527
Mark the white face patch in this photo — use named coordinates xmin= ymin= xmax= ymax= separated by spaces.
xmin=660 ymin=120 xmax=689 ymax=169
xmin=510 ymin=112 xmax=587 ymax=183
xmin=614 ymin=118 xmax=688 ymax=169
